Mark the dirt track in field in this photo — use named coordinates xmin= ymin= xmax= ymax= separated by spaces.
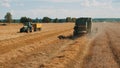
xmin=0 ymin=22 xmax=120 ymax=68
xmin=83 ymin=23 xmax=120 ymax=68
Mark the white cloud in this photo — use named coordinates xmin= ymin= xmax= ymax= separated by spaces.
xmin=10 ymin=10 xmax=15 ymax=15
xmin=19 ymin=3 xmax=24 ymax=6
xmin=0 ymin=0 xmax=119 ymax=19
xmin=12 ymin=8 xmax=104 ymax=18
xmin=13 ymin=8 xmax=80 ymax=18
xmin=81 ymin=0 xmax=90 ymax=7
xmin=12 ymin=6 xmax=120 ymax=19
xmin=42 ymin=0 xmax=112 ymax=8
xmin=43 ymin=0 xmax=81 ymax=3
xmin=1 ymin=0 xmax=11 ymax=8
xmin=81 ymin=0 xmax=112 ymax=8
xmin=1 ymin=3 xmax=10 ymax=8
xmin=14 ymin=8 xmax=65 ymax=18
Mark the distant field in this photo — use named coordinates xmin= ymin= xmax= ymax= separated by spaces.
xmin=0 ymin=22 xmax=120 ymax=68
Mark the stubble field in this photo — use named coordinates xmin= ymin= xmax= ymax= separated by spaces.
xmin=0 ymin=22 xmax=120 ymax=68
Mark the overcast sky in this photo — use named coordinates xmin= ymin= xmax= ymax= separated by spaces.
xmin=0 ymin=0 xmax=120 ymax=19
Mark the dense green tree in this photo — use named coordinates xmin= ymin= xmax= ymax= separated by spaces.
xmin=66 ymin=17 xmax=72 ymax=22
xmin=72 ymin=18 xmax=76 ymax=22
xmin=42 ymin=17 xmax=51 ymax=23
xmin=35 ymin=17 xmax=39 ymax=23
xmin=4 ymin=12 xmax=12 ymax=23
xmin=58 ymin=19 xmax=66 ymax=23
xmin=27 ymin=18 xmax=32 ymax=22
xmin=20 ymin=17 xmax=28 ymax=23
xmin=53 ymin=18 xmax=59 ymax=23
xmin=20 ymin=17 xmax=32 ymax=24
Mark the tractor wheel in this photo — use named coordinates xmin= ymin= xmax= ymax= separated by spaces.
xmin=38 ymin=28 xmax=41 ymax=31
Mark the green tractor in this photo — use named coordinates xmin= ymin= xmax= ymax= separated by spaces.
xmin=20 ymin=22 xmax=42 ymax=33
xmin=20 ymin=22 xmax=32 ymax=33
xmin=73 ymin=17 xmax=92 ymax=36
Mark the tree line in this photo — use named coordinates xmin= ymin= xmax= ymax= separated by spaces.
xmin=0 ymin=12 xmax=76 ymax=23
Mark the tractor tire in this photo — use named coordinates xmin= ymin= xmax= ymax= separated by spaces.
xmin=20 ymin=27 xmax=24 ymax=32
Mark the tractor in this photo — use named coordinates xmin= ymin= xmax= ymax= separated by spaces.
xmin=20 ymin=22 xmax=42 ymax=33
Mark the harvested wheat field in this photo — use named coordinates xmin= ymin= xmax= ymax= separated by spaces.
xmin=0 ymin=22 xmax=120 ymax=68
